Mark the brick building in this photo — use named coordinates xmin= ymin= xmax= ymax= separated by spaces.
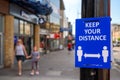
xmin=0 ymin=0 xmax=52 ymax=68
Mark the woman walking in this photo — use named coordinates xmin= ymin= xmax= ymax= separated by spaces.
xmin=15 ymin=39 xmax=28 ymax=76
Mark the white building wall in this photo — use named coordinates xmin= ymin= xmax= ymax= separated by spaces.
xmin=63 ymin=14 xmax=69 ymax=38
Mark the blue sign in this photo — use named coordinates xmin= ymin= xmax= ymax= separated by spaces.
xmin=75 ymin=17 xmax=111 ymax=69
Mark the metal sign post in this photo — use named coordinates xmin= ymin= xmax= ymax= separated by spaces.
xmin=76 ymin=0 xmax=110 ymax=80
xmin=75 ymin=17 xmax=111 ymax=69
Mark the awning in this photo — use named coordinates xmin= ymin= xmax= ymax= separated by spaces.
xmin=10 ymin=0 xmax=53 ymax=16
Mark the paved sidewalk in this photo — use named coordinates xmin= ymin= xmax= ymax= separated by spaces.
xmin=0 ymin=49 xmax=79 ymax=80
xmin=1 ymin=48 xmax=120 ymax=80
xmin=113 ymin=47 xmax=120 ymax=65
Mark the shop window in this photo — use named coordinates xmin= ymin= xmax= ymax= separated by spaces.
xmin=14 ymin=19 xmax=19 ymax=34
xmin=19 ymin=20 xmax=33 ymax=36
xmin=20 ymin=20 xmax=24 ymax=34
xmin=25 ymin=22 xmax=30 ymax=35
xmin=30 ymin=24 xmax=34 ymax=36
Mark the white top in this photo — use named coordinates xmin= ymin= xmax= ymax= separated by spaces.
xmin=15 ymin=45 xmax=24 ymax=56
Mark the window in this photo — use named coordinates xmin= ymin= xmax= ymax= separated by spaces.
xmin=20 ymin=20 xmax=24 ymax=34
xmin=19 ymin=20 xmax=33 ymax=36
xmin=30 ymin=24 xmax=34 ymax=36
xmin=25 ymin=22 xmax=30 ymax=35
xmin=14 ymin=19 xmax=19 ymax=34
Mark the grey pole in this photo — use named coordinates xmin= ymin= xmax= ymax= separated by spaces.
xmin=80 ymin=0 xmax=110 ymax=80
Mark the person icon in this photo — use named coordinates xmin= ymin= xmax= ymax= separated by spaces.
xmin=102 ymin=46 xmax=109 ymax=63
xmin=77 ymin=46 xmax=83 ymax=62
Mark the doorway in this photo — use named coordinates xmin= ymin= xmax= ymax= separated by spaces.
xmin=19 ymin=36 xmax=33 ymax=55
xmin=0 ymin=33 xmax=3 ymax=68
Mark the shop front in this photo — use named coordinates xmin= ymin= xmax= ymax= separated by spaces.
xmin=39 ymin=29 xmax=49 ymax=54
xmin=0 ymin=0 xmax=9 ymax=68
xmin=49 ymin=23 xmax=61 ymax=51
xmin=10 ymin=3 xmax=38 ymax=56
xmin=14 ymin=19 xmax=34 ymax=55
xmin=49 ymin=33 xmax=60 ymax=51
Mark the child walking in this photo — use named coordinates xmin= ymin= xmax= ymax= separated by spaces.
xmin=27 ymin=46 xmax=40 ymax=75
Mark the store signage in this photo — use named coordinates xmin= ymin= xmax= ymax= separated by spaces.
xmin=75 ymin=17 xmax=111 ymax=69
xmin=50 ymin=34 xmax=54 ymax=38
xmin=21 ymin=11 xmax=30 ymax=19
xmin=40 ymin=29 xmax=49 ymax=35
xmin=54 ymin=33 xmax=60 ymax=39
xmin=60 ymin=27 xmax=72 ymax=32
xmin=21 ymin=11 xmax=38 ymax=23
xmin=50 ymin=33 xmax=60 ymax=39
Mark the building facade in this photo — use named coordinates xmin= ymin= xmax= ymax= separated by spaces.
xmin=48 ymin=0 xmax=60 ymax=50
xmin=0 ymin=0 xmax=53 ymax=68
xmin=112 ymin=24 xmax=120 ymax=42
xmin=39 ymin=0 xmax=63 ymax=51
xmin=0 ymin=0 xmax=66 ymax=68
xmin=59 ymin=0 xmax=65 ymax=49
xmin=62 ymin=15 xmax=69 ymax=38
xmin=0 ymin=0 xmax=9 ymax=68
xmin=38 ymin=0 xmax=60 ymax=52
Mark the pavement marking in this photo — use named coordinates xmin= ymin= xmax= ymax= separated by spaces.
xmin=113 ymin=63 xmax=120 ymax=73
xmin=46 ymin=70 xmax=62 ymax=76
xmin=114 ymin=67 xmax=120 ymax=73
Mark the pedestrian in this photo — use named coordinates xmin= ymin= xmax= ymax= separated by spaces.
xmin=27 ymin=46 xmax=40 ymax=75
xmin=15 ymin=39 xmax=28 ymax=76
xmin=67 ymin=42 xmax=72 ymax=54
xmin=72 ymin=40 xmax=75 ymax=49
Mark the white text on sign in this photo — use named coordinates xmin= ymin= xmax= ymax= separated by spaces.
xmin=85 ymin=22 xmax=99 ymax=28
xmin=79 ymin=22 xmax=107 ymax=41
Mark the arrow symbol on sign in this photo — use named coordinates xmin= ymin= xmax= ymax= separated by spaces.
xmin=84 ymin=53 xmax=100 ymax=58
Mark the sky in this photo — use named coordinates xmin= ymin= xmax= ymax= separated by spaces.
xmin=63 ymin=0 xmax=120 ymax=34
xmin=63 ymin=0 xmax=81 ymax=34
xmin=111 ymin=0 xmax=120 ymax=24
